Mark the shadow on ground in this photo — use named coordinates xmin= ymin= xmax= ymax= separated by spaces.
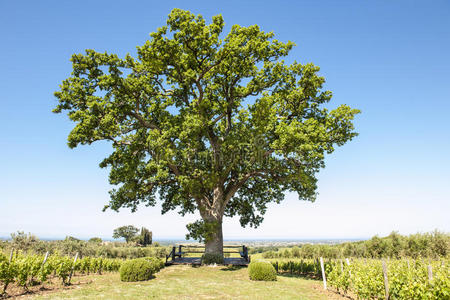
xmin=276 ymin=272 xmax=321 ymax=281
xmin=220 ymin=265 xmax=246 ymax=271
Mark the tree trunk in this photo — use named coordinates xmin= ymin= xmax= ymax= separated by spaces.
xmin=201 ymin=186 xmax=226 ymax=257
xmin=204 ymin=219 xmax=223 ymax=256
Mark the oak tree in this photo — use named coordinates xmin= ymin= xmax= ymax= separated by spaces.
xmin=54 ymin=9 xmax=359 ymax=257
xmin=112 ymin=225 xmax=139 ymax=243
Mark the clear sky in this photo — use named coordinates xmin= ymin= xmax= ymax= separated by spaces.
xmin=0 ymin=0 xmax=449 ymax=240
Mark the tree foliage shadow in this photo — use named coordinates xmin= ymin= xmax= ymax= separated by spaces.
xmin=276 ymin=272 xmax=321 ymax=281
xmin=220 ymin=265 xmax=246 ymax=271
xmin=190 ymin=264 xmax=201 ymax=268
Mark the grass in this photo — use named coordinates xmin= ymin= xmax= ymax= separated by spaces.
xmin=20 ymin=265 xmax=346 ymax=300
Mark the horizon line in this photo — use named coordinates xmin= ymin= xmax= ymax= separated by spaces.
xmin=0 ymin=235 xmax=368 ymax=241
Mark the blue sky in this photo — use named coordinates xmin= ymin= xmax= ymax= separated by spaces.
xmin=0 ymin=0 xmax=449 ymax=240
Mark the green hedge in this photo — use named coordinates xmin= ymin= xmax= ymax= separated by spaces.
xmin=143 ymin=257 xmax=165 ymax=272
xmin=119 ymin=258 xmax=155 ymax=282
xmin=248 ymin=261 xmax=277 ymax=281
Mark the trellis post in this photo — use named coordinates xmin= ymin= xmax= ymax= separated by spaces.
xmin=382 ymin=260 xmax=389 ymax=300
xmin=9 ymin=248 xmax=14 ymax=263
xmin=320 ymin=257 xmax=327 ymax=290
xmin=68 ymin=252 xmax=79 ymax=285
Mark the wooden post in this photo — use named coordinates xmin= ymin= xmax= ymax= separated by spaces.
xmin=427 ymin=265 xmax=433 ymax=282
xmin=39 ymin=251 xmax=50 ymax=285
xmin=320 ymin=257 xmax=327 ymax=290
xmin=68 ymin=253 xmax=79 ymax=285
xmin=345 ymin=258 xmax=352 ymax=278
xmin=9 ymin=248 xmax=14 ymax=263
xmin=275 ymin=261 xmax=278 ymax=273
xmin=42 ymin=251 xmax=49 ymax=266
xmin=382 ymin=260 xmax=389 ymax=300
xmin=172 ymin=246 xmax=176 ymax=261
xmin=179 ymin=245 xmax=182 ymax=255
xmin=243 ymin=246 xmax=248 ymax=261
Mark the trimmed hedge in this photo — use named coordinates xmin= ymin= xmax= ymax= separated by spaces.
xmin=119 ymin=258 xmax=155 ymax=282
xmin=201 ymin=253 xmax=224 ymax=265
xmin=143 ymin=257 xmax=165 ymax=272
xmin=248 ymin=261 xmax=277 ymax=281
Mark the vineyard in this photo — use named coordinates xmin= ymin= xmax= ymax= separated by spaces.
xmin=1 ymin=250 xmax=449 ymax=299
xmin=0 ymin=251 xmax=124 ymax=296
xmin=270 ymin=258 xmax=449 ymax=299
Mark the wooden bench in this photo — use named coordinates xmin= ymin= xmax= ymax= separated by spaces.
xmin=166 ymin=244 xmax=250 ymax=265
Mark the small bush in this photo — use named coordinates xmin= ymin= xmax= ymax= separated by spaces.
xmin=201 ymin=253 xmax=224 ymax=265
xmin=143 ymin=257 xmax=165 ymax=272
xmin=248 ymin=261 xmax=277 ymax=281
xmin=119 ymin=258 xmax=154 ymax=282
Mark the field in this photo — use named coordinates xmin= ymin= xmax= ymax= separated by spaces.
xmin=16 ymin=265 xmax=343 ymax=300
xmin=2 ymin=232 xmax=449 ymax=299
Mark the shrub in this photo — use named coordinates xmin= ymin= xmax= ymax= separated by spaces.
xmin=201 ymin=253 xmax=224 ymax=265
xmin=88 ymin=237 xmax=102 ymax=244
xmin=119 ymin=258 xmax=154 ymax=282
xmin=248 ymin=261 xmax=277 ymax=281
xmin=143 ymin=257 xmax=165 ymax=272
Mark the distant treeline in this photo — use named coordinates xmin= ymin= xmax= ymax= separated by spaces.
xmin=260 ymin=231 xmax=449 ymax=259
xmin=0 ymin=231 xmax=169 ymax=259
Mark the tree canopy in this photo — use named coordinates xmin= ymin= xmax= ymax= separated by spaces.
xmin=54 ymin=9 xmax=359 ymax=255
xmin=112 ymin=225 xmax=139 ymax=243
xmin=136 ymin=227 xmax=152 ymax=246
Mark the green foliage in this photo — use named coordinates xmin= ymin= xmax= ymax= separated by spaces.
xmin=74 ymin=256 xmax=122 ymax=275
xmin=4 ymin=236 xmax=170 ymax=259
xmin=58 ymin=237 xmax=85 ymax=256
xmin=326 ymin=260 xmax=351 ymax=294
xmin=14 ymin=256 xmax=33 ymax=289
xmin=291 ymin=247 xmax=300 ymax=258
xmin=270 ymin=258 xmax=450 ymax=298
xmin=119 ymin=258 xmax=155 ymax=282
xmin=261 ymin=231 xmax=450 ymax=259
xmin=136 ymin=227 xmax=152 ymax=246
xmin=88 ymin=257 xmax=103 ymax=274
xmin=88 ymin=237 xmax=102 ymax=244
xmin=53 ymin=256 xmax=74 ymax=285
xmin=271 ymin=259 xmax=320 ymax=276
xmin=113 ymin=225 xmax=139 ymax=243
xmin=143 ymin=257 xmax=165 ymax=272
xmin=325 ymin=259 xmax=450 ymax=299
xmin=65 ymin=236 xmax=81 ymax=242
xmin=248 ymin=261 xmax=277 ymax=281
xmin=0 ymin=252 xmax=125 ymax=294
xmin=0 ymin=254 xmax=17 ymax=295
xmin=10 ymin=231 xmax=38 ymax=252
xmin=186 ymin=220 xmax=220 ymax=243
xmin=201 ymin=253 xmax=224 ymax=265
xmin=37 ymin=259 xmax=53 ymax=283
xmin=351 ymin=261 xmax=385 ymax=299
xmin=53 ymin=9 xmax=359 ymax=245
xmin=249 ymin=246 xmax=279 ymax=255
